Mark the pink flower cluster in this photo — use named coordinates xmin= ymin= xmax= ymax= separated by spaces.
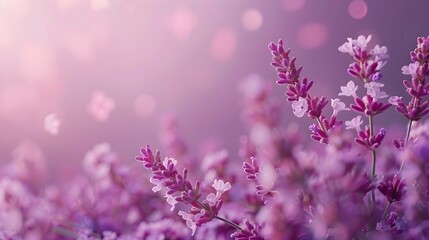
xmin=134 ymin=35 xmax=429 ymax=239
xmin=3 ymin=35 xmax=429 ymax=240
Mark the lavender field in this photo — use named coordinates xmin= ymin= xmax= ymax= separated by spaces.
xmin=1 ymin=0 xmax=429 ymax=239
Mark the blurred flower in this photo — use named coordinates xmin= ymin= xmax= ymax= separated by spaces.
xmin=87 ymin=91 xmax=115 ymax=122
xmin=44 ymin=113 xmax=61 ymax=135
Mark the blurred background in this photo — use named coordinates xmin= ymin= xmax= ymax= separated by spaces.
xmin=0 ymin=0 xmax=428 ymax=181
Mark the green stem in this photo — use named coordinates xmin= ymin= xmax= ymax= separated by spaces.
xmin=214 ymin=216 xmax=242 ymax=231
xmin=316 ymin=117 xmax=328 ymax=134
xmin=369 ymin=115 xmax=377 ymax=212
xmin=399 ymin=120 xmax=413 ymax=172
xmin=369 ymin=115 xmax=376 ymax=177
xmin=382 ymin=201 xmax=392 ymax=219
xmin=405 ymin=120 xmax=413 ymax=145
xmin=196 ymin=200 xmax=242 ymax=231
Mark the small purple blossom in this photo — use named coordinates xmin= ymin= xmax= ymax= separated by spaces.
xmin=378 ymin=174 xmax=406 ymax=203
xmin=230 ymin=220 xmax=264 ymax=240
xmin=355 ymin=127 xmax=386 ymax=150
xmin=350 ymin=95 xmax=391 ymax=116
xmin=243 ymin=157 xmax=260 ymax=181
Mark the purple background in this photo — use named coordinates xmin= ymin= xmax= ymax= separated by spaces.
xmin=0 ymin=0 xmax=428 ymax=180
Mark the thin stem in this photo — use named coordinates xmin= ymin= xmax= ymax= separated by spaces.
xmin=382 ymin=201 xmax=392 ymax=219
xmin=316 ymin=117 xmax=328 ymax=133
xmin=195 ymin=200 xmax=242 ymax=231
xmin=405 ymin=120 xmax=413 ymax=145
xmin=400 ymin=120 xmax=413 ymax=172
xmin=369 ymin=115 xmax=376 ymax=177
xmin=369 ymin=115 xmax=377 ymax=211
xmin=214 ymin=216 xmax=243 ymax=231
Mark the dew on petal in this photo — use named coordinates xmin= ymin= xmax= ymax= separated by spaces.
xmin=165 ymin=6 xmax=198 ymax=40
xmin=90 ymin=0 xmax=110 ymax=11
xmin=282 ymin=0 xmax=306 ymax=12
xmin=348 ymin=0 xmax=368 ymax=20
xmin=210 ymin=27 xmax=237 ymax=61
xmin=44 ymin=113 xmax=61 ymax=135
xmin=87 ymin=91 xmax=115 ymax=122
xmin=241 ymin=8 xmax=263 ymax=31
xmin=134 ymin=94 xmax=157 ymax=118
xmin=297 ymin=22 xmax=328 ymax=49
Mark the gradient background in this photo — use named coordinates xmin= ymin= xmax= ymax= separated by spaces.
xmin=0 ymin=0 xmax=428 ymax=180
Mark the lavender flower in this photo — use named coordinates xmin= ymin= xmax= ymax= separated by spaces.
xmin=378 ymin=174 xmax=406 ymax=203
xmin=136 ymin=145 xmax=240 ymax=236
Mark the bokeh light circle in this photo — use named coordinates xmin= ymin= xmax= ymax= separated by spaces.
xmin=241 ymin=8 xmax=263 ymax=31
xmin=210 ymin=27 xmax=237 ymax=61
xmin=348 ymin=0 xmax=368 ymax=20
xmin=282 ymin=0 xmax=306 ymax=12
xmin=297 ymin=22 xmax=328 ymax=49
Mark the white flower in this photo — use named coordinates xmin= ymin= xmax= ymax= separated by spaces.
xmin=345 ymin=116 xmax=363 ymax=132
xmin=354 ymin=35 xmax=372 ymax=50
xmin=291 ymin=97 xmax=308 ymax=118
xmin=401 ymin=62 xmax=419 ymax=77
xmin=162 ymin=157 xmax=177 ymax=168
xmin=83 ymin=143 xmax=116 ymax=179
xmin=338 ymin=35 xmax=372 ymax=55
xmin=178 ymin=211 xmax=197 ymax=236
xmin=149 ymin=178 xmax=163 ymax=193
xmin=370 ymin=45 xmax=389 ymax=61
xmin=165 ymin=194 xmax=178 ymax=211
xmin=388 ymin=96 xmax=402 ymax=106
xmin=364 ymin=82 xmax=388 ymax=100
xmin=331 ymin=98 xmax=350 ymax=116
xmin=338 ymin=38 xmax=354 ymax=55
xmin=212 ymin=179 xmax=231 ymax=194
xmin=205 ymin=193 xmax=218 ymax=205
xmin=339 ymin=80 xmax=358 ymax=97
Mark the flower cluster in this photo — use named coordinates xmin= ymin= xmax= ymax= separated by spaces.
xmin=131 ymin=35 xmax=429 ymax=239
xmin=136 ymin=145 xmax=233 ymax=236
xmin=3 ymin=35 xmax=429 ymax=240
xmin=269 ymin=40 xmax=345 ymax=144
xmin=392 ymin=37 xmax=429 ymax=150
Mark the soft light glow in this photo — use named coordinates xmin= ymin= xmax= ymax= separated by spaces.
xmin=90 ymin=0 xmax=110 ymax=11
xmin=44 ymin=113 xmax=61 ymax=135
xmin=134 ymin=94 xmax=157 ymax=118
xmin=348 ymin=0 xmax=368 ymax=20
xmin=210 ymin=27 xmax=237 ymax=61
xmin=165 ymin=6 xmax=198 ymax=40
xmin=241 ymin=8 xmax=263 ymax=31
xmin=297 ymin=22 xmax=328 ymax=49
xmin=282 ymin=0 xmax=306 ymax=12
